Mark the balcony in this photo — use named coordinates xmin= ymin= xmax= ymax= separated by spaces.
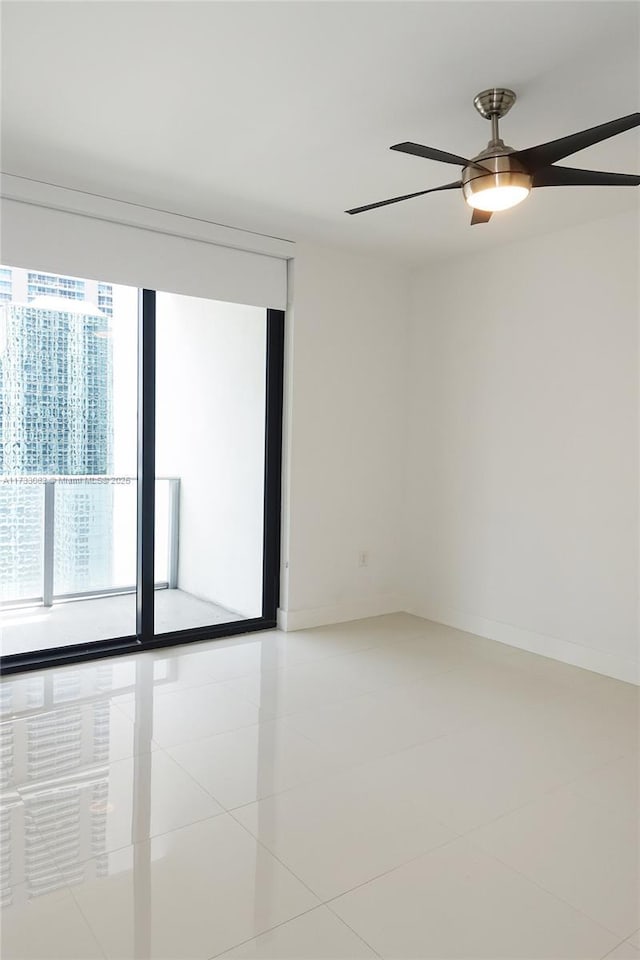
xmin=0 ymin=477 xmax=241 ymax=657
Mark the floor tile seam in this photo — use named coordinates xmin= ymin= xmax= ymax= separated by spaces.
xmin=266 ymin=633 xmax=409 ymax=665
xmin=64 ymin=869 xmax=113 ymax=960
xmin=466 ymin=681 xmax=606 ymax=730
xmin=322 ymin=838 xmax=623 ymax=954
xmin=309 ymin=628 xmax=435 ymax=654
xmin=292 ymin=772 xmax=634 ymax=916
xmin=13 ymin=739 xmax=151 ymax=783
xmin=0 ymin=662 xmax=570 ymax=729
xmin=179 ymin=753 xmax=364 ymax=815
xmin=26 ymin=806 xmax=230 ymax=877
xmin=461 ymin=831 xmax=632 ymax=942
xmin=232 ymin=809 xmax=463 ymax=909
xmin=1 ymin=647 xmax=500 ymax=731
xmin=433 ymin=707 xmax=632 ymax=761
xmin=220 ymin=676 xmax=379 ymax=720
xmin=125 ymin=674 xmax=264 ymax=708
xmin=225 ymin=805 xmax=332 ymax=903
xmin=321 ymin=830 xmax=467 ymax=907
xmin=462 ymin=746 xmax=636 ymax=823
xmin=245 ymin=690 xmax=388 ymax=720
xmin=155 ymin=649 xmax=349 ymax=688
xmin=157 ymin=667 xmax=478 ymax=745
xmin=319 ymin=909 xmax=384 ymax=959
xmin=524 ymin=743 xmax=632 ymax=806
xmin=110 ymin=696 xmax=142 ymax=724
xmin=393 ymin=664 xmax=571 ymax=707
xmin=205 ymin=755 xmax=361 ymax=815
xmin=220 ymin=669 xmax=394 ymax=713
xmin=212 ymin=628 xmax=455 ymax=683
xmin=205 ymin=903 xmax=321 ymax=960
xmin=153 ymin=712 xmax=272 ymax=750
xmin=4 ymin=804 xmax=74 ymax=892
xmin=14 ymin=718 xmax=627 ymax=842
xmin=0 ymin=700 xmax=117 ymax=725
xmin=204 ymin=903 xmax=383 ymax=960
xmin=152 ymin=695 xmax=371 ymax=750
xmin=205 ymin=637 xmax=387 ymax=675
xmin=600 ymin=937 xmax=640 ymax=959
xmin=350 ymin=660 xmax=473 ymax=695
xmin=152 ymin=674 xmax=243 ymax=696
xmin=154 ymin=713 xmax=272 ymax=751
xmin=438 ymin=751 xmax=633 ymax=842
xmin=331 ymin=639 xmax=464 ymax=670
xmin=215 ymin=722 xmax=463 ymax=815
xmin=3 ymin=835 xmax=109 ymax=960
xmin=211 ymin=689 xmax=388 ymax=726
xmin=160 ymin=711 xmax=336 ymax=753
xmin=284 ymin=633 xmax=475 ymax=671
xmin=298 ymin=727 xmax=462 ymax=795
xmin=151 ymin=742 xmax=228 ymax=810
xmin=278 ymin=676 xmax=591 ymax=748
xmin=160 ymin=742 xmax=240 ymax=810
xmin=539 ymin=748 xmax=639 ymax=813
xmin=281 ymin=707 xmax=458 ymax=765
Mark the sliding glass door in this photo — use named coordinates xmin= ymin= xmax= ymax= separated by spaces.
xmin=0 ymin=268 xmax=138 ymax=656
xmin=154 ymin=292 xmax=267 ymax=634
xmin=0 ymin=266 xmax=283 ymax=672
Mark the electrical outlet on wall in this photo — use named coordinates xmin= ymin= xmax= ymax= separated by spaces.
xmin=358 ymin=551 xmax=369 ymax=568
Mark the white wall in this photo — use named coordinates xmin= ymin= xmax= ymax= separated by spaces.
xmin=404 ymin=211 xmax=639 ymax=682
xmin=155 ymin=293 xmax=266 ymax=618
xmin=279 ymin=242 xmax=411 ymax=629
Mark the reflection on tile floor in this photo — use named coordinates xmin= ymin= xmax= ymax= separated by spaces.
xmin=1 ymin=613 xmax=638 ymax=959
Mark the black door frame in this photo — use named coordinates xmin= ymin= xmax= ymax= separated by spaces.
xmin=0 ymin=296 xmax=285 ymax=676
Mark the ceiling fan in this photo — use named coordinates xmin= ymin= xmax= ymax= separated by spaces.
xmin=345 ymin=89 xmax=640 ymax=225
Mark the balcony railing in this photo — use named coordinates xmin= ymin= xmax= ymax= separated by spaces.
xmin=0 ymin=476 xmax=180 ymax=608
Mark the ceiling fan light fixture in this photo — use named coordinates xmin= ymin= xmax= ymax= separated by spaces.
xmin=462 ymin=148 xmax=532 ymax=212
xmin=464 ymin=178 xmax=531 ymax=212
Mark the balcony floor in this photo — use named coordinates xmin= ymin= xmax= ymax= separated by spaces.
xmin=0 ymin=589 xmax=243 ymax=657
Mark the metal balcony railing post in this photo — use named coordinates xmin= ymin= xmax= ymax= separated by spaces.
xmin=0 ymin=473 xmax=180 ymax=609
xmin=167 ymin=478 xmax=180 ymax=590
xmin=43 ymin=480 xmax=55 ymax=607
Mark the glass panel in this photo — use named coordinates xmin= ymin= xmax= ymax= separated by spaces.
xmin=53 ymin=481 xmax=116 ymax=595
xmin=0 ymin=267 xmax=138 ymax=656
xmin=0 ymin=484 xmax=43 ymax=601
xmin=154 ymin=292 xmax=266 ymax=634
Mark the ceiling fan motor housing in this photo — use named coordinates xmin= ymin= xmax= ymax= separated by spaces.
xmin=462 ymin=142 xmax=533 ymax=211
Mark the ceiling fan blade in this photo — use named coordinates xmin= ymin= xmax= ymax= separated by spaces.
xmin=516 ymin=113 xmax=640 ymax=171
xmin=533 ymin=165 xmax=640 ymax=187
xmin=345 ymin=180 xmax=461 ymax=215
xmin=470 ymin=208 xmax=492 ymax=225
xmin=390 ymin=142 xmax=473 ymax=167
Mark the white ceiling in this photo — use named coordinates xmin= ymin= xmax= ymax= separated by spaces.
xmin=1 ymin=1 xmax=638 ymax=264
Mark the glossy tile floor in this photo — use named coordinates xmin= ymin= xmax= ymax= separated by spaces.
xmin=0 ymin=589 xmax=241 ymax=657
xmin=1 ymin=613 xmax=638 ymax=959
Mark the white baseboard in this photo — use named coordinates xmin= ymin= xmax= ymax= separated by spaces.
xmin=276 ymin=594 xmax=638 ymax=685
xmin=405 ymin=600 xmax=639 ymax=686
xmin=278 ymin=594 xmax=403 ymax=632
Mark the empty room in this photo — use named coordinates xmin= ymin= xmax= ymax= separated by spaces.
xmin=0 ymin=2 xmax=638 ymax=959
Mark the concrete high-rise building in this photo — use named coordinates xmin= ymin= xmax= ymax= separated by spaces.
xmin=0 ymin=267 xmax=115 ymax=602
